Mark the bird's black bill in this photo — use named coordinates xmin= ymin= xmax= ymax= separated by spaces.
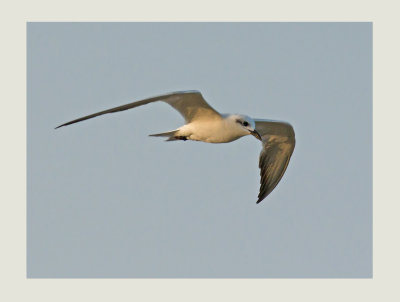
xmin=250 ymin=129 xmax=262 ymax=141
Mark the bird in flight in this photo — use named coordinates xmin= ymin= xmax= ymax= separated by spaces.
xmin=56 ymin=90 xmax=295 ymax=203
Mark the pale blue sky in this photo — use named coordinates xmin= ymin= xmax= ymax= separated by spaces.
xmin=27 ymin=22 xmax=372 ymax=277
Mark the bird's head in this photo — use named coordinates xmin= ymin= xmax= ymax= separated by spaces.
xmin=225 ymin=114 xmax=262 ymax=141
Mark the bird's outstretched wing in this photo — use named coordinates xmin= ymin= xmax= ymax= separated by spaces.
xmin=55 ymin=90 xmax=221 ymax=129
xmin=255 ymin=119 xmax=295 ymax=203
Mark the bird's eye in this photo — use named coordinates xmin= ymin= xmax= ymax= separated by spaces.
xmin=243 ymin=121 xmax=249 ymax=127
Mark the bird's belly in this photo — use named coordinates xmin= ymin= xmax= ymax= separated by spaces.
xmin=198 ymin=133 xmax=241 ymax=143
xmin=180 ymin=121 xmax=242 ymax=143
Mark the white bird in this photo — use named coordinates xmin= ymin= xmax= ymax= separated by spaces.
xmin=56 ymin=90 xmax=295 ymax=203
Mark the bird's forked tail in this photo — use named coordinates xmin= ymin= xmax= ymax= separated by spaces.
xmin=149 ymin=130 xmax=180 ymax=141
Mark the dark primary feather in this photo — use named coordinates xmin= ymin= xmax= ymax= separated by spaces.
xmin=55 ymin=91 xmax=221 ymax=129
xmin=255 ymin=120 xmax=295 ymax=203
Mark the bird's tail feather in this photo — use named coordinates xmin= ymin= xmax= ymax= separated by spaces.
xmin=149 ymin=130 xmax=179 ymax=141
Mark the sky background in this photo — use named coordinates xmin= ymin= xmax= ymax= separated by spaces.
xmin=27 ymin=22 xmax=372 ymax=278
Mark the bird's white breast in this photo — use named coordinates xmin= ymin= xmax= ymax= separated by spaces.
xmin=178 ymin=118 xmax=247 ymax=143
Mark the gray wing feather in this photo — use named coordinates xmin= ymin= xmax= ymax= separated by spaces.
xmin=255 ymin=119 xmax=295 ymax=203
xmin=55 ymin=91 xmax=221 ymax=129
